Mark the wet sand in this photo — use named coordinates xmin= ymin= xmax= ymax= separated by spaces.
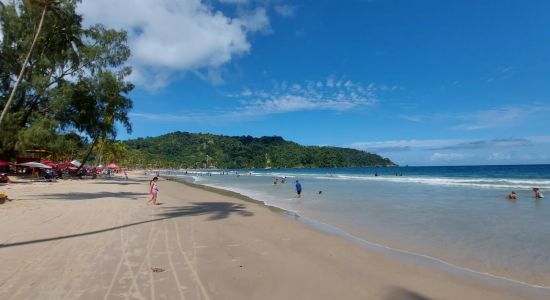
xmin=0 ymin=174 xmax=547 ymax=299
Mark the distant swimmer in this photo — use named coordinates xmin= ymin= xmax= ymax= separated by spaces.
xmin=533 ymin=188 xmax=544 ymax=199
xmin=318 ymin=190 xmax=322 ymax=194
xmin=273 ymin=178 xmax=278 ymax=185
xmin=295 ymin=180 xmax=302 ymax=198
xmin=507 ymin=191 xmax=518 ymax=200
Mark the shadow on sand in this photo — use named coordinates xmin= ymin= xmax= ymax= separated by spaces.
xmin=89 ymin=180 xmax=142 ymax=186
xmin=159 ymin=202 xmax=253 ymax=220
xmin=386 ymin=287 xmax=431 ymax=300
xmin=37 ymin=191 xmax=147 ymax=201
xmin=0 ymin=202 xmax=253 ymax=249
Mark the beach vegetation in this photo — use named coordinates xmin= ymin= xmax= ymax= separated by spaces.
xmin=0 ymin=0 xmax=133 ymax=163
xmin=123 ymin=131 xmax=396 ymax=169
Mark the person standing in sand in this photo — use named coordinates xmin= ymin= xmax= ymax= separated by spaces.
xmin=295 ymin=180 xmax=302 ymax=198
xmin=148 ymin=177 xmax=159 ymax=205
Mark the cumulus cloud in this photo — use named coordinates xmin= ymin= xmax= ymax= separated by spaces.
xmin=77 ymin=0 xmax=270 ymax=90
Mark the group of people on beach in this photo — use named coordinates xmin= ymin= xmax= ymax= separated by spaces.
xmin=507 ymin=188 xmax=544 ymax=200
xmin=272 ymin=177 xmax=302 ymax=198
xmin=273 ymin=177 xmax=287 ymax=184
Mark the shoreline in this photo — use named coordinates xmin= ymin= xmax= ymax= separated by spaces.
xmin=165 ymin=174 xmax=550 ymax=293
xmin=1 ymin=174 xmax=549 ymax=299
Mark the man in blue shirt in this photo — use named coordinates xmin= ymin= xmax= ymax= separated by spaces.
xmin=295 ymin=180 xmax=302 ymax=198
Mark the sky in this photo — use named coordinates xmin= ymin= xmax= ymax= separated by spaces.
xmin=75 ymin=0 xmax=550 ymax=166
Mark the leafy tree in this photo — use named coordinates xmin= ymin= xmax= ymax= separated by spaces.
xmin=0 ymin=0 xmax=133 ymax=162
xmin=0 ymin=0 xmax=54 ymax=125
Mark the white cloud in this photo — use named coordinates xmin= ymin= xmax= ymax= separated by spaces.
xmin=350 ymin=136 xmax=550 ymax=166
xmin=131 ymin=77 xmax=380 ymax=122
xmin=488 ymin=152 xmax=512 ymax=161
xmin=350 ymin=139 xmax=464 ymax=152
xmin=430 ymin=152 xmax=470 ymax=162
xmin=402 ymin=104 xmax=549 ymax=130
xmin=453 ymin=105 xmax=548 ymax=130
xmin=77 ymin=0 xmax=270 ymax=90
xmin=218 ymin=0 xmax=248 ymax=4
xmin=274 ymin=5 xmax=296 ymax=18
xmin=350 ymin=136 xmax=550 ymax=153
xmin=233 ymin=78 xmax=378 ymax=116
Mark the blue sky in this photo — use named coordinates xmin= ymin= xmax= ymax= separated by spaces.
xmin=78 ymin=0 xmax=550 ymax=166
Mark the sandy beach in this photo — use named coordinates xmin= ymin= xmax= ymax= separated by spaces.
xmin=0 ymin=174 xmax=548 ymax=300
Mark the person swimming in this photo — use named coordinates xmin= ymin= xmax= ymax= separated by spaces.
xmin=507 ymin=191 xmax=518 ymax=200
xmin=533 ymin=188 xmax=544 ymax=199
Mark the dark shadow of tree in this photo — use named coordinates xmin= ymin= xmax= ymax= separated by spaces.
xmin=89 ymin=181 xmax=142 ymax=186
xmin=37 ymin=191 xmax=147 ymax=200
xmin=159 ymin=202 xmax=253 ymax=220
xmin=386 ymin=287 xmax=431 ymax=300
xmin=0 ymin=202 xmax=253 ymax=249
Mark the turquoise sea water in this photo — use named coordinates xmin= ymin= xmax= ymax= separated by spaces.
xmin=161 ymin=165 xmax=550 ymax=287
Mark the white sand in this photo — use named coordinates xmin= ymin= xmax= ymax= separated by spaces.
xmin=0 ymin=174 xmax=548 ymax=299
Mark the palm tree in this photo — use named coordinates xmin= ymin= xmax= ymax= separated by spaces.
xmin=0 ymin=0 xmax=57 ymax=126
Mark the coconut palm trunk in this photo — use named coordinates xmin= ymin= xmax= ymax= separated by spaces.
xmin=0 ymin=4 xmax=47 ymax=126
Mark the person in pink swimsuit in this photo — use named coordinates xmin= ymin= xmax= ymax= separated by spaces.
xmin=148 ymin=177 xmax=159 ymax=205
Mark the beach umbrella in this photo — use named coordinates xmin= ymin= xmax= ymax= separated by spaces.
xmin=18 ymin=162 xmax=52 ymax=169
xmin=40 ymin=160 xmax=57 ymax=167
xmin=0 ymin=160 xmax=12 ymax=166
xmin=107 ymin=163 xmax=119 ymax=169
xmin=97 ymin=164 xmax=103 ymax=168
xmin=70 ymin=160 xmax=82 ymax=167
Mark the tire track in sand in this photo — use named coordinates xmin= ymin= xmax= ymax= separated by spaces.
xmin=5 ymin=202 xmax=100 ymax=300
xmin=173 ymin=220 xmax=211 ymax=300
xmin=163 ymin=219 xmax=187 ymax=300
xmin=123 ymin=205 xmax=159 ymax=300
xmin=103 ymin=204 xmax=147 ymax=300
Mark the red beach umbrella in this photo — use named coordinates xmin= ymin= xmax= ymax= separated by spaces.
xmin=107 ymin=163 xmax=119 ymax=169
xmin=58 ymin=161 xmax=75 ymax=167
xmin=0 ymin=160 xmax=12 ymax=166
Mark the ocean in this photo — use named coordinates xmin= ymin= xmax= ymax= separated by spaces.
xmin=160 ymin=165 xmax=550 ymax=288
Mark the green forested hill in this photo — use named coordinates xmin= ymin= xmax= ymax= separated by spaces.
xmin=123 ymin=131 xmax=396 ymax=169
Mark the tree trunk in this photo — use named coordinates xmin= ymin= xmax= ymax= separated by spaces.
xmin=0 ymin=5 xmax=47 ymax=126
xmin=76 ymin=136 xmax=99 ymax=173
